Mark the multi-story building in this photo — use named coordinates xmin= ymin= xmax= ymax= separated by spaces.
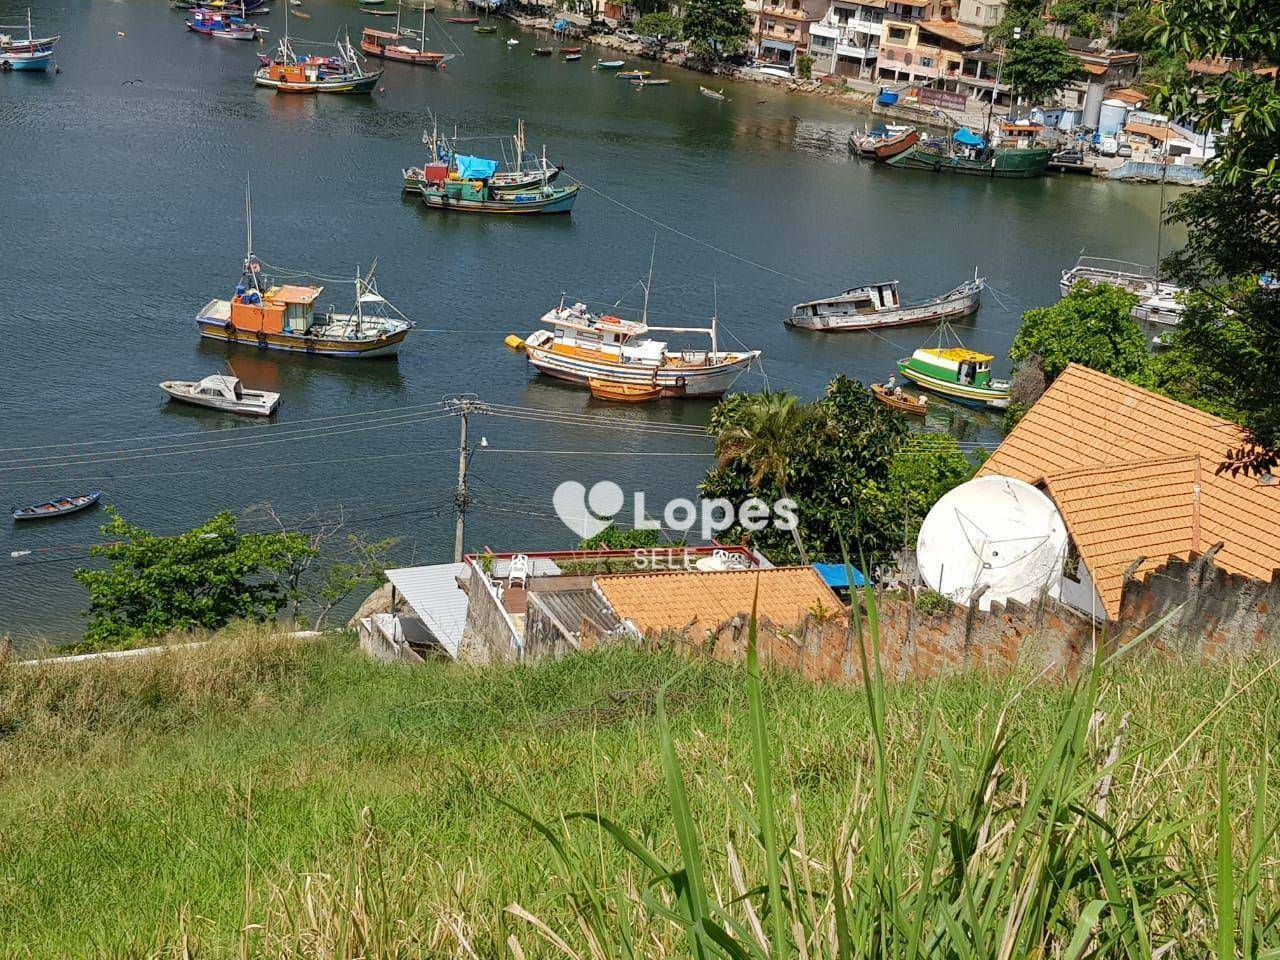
xmin=954 ymin=0 xmax=1004 ymax=31
xmin=746 ymin=0 xmax=829 ymax=69
xmin=808 ymin=0 xmax=884 ymax=78
xmin=876 ymin=0 xmax=983 ymax=87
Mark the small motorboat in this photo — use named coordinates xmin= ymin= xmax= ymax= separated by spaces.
xmin=289 ymin=0 xmax=302 ymax=5
xmin=617 ymin=69 xmax=649 ymax=79
xmin=563 ymin=52 xmax=581 ymax=61
xmin=871 ymin=382 xmax=928 ymax=416
xmin=699 ymin=86 xmax=726 ymax=101
xmin=356 ymin=0 xmax=386 ymax=5
xmin=588 ymin=378 xmax=662 ymax=403
xmin=593 ymin=59 xmax=624 ymax=69
xmin=473 ymin=23 xmax=497 ymax=32
xmin=532 ymin=46 xmax=552 ymax=56
xmin=160 ymin=374 xmax=281 ymax=416
xmin=13 ymin=492 xmax=102 ymax=522
xmin=445 ymin=15 xmax=478 ymax=22
xmin=364 ymin=7 xmax=397 ymax=13
xmin=291 ymin=9 xmax=311 ymax=17
xmin=560 ymin=45 xmax=581 ymax=53
xmin=506 ymin=38 xmax=519 ymax=46
xmin=632 ymin=77 xmax=668 ymax=87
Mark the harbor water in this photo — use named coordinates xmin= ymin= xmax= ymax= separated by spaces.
xmin=0 ymin=0 xmax=1176 ymax=645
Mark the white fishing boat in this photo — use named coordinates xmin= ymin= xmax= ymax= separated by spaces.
xmin=699 ymin=86 xmax=725 ymax=100
xmin=786 ymin=275 xmax=984 ymax=331
xmin=1059 ymin=256 xmax=1185 ymax=325
xmin=160 ymin=375 xmax=281 ymax=415
xmin=512 ymin=260 xmax=759 ymax=397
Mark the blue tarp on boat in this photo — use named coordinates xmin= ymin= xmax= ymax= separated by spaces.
xmin=453 ymin=154 xmax=500 ymax=179
xmin=813 ymin=563 xmax=869 ymax=589
xmin=953 ymin=127 xmax=985 ymax=147
xmin=553 ymin=18 xmax=569 ymax=29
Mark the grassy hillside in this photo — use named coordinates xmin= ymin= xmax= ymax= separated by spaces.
xmin=1 ymin=626 xmax=1277 ymax=957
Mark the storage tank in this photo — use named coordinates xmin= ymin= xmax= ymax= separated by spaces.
xmin=1081 ymin=80 xmax=1105 ymax=129
xmin=1098 ymin=98 xmax=1128 ymax=136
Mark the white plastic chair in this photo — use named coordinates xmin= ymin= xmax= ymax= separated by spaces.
xmin=508 ymin=553 xmax=530 ymax=589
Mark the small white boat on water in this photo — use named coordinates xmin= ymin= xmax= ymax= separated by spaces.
xmin=161 ymin=375 xmax=281 ymax=415
xmin=699 ymin=86 xmax=725 ymax=100
xmin=786 ymin=275 xmax=984 ymax=331
xmin=1060 ymin=255 xmax=1185 ymax=325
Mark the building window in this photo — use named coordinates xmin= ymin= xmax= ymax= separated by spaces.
xmin=919 ymin=55 xmax=933 ymax=67
xmin=1063 ymin=541 xmax=1082 ymax=583
xmin=888 ymin=26 xmax=907 ymax=40
xmin=764 ymin=19 xmax=775 ymax=30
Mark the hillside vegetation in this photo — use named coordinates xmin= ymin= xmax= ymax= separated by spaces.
xmin=1 ymin=625 xmax=1277 ymax=957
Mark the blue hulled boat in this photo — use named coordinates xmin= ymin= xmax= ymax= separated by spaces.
xmin=1 ymin=8 xmax=59 ymax=71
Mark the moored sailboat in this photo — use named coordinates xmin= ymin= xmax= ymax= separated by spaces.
xmin=0 ymin=8 xmax=60 ymax=70
xmin=359 ymin=0 xmax=454 ymax=67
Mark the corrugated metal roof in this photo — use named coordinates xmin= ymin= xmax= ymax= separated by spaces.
xmin=531 ymin=588 xmax=620 ymax=638
xmin=978 ymin=364 xmax=1280 ymax=618
xmin=385 ymin=563 xmax=470 ymax=659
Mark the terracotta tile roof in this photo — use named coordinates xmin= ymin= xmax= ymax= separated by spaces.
xmin=978 ymin=364 xmax=1280 ymax=618
xmin=1081 ymin=62 xmax=1108 ymax=75
xmin=595 ymin=567 xmax=842 ymax=636
xmin=918 ymin=18 xmax=983 ymax=45
xmin=1125 ymin=119 xmax=1171 ymax=142
xmin=1109 ymin=86 xmax=1147 ymax=105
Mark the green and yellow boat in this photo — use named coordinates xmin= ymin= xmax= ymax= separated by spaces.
xmin=897 ymin=346 xmax=1010 ymax=409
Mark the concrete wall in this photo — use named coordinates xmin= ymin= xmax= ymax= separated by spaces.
xmin=457 ymin=565 xmax=522 ymax=664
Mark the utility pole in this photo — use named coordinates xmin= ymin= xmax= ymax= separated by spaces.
xmin=445 ymin=394 xmax=487 ymax=562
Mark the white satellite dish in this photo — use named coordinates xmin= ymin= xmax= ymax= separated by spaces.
xmin=916 ymin=475 xmax=1069 ymax=611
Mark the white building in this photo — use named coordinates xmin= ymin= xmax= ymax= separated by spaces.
xmin=808 ymin=0 xmax=884 ymax=78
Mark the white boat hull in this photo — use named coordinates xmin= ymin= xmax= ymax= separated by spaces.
xmin=787 ymin=281 xmax=982 ymax=331
xmin=524 ymin=345 xmax=754 ymax=396
xmin=161 ymin=382 xmax=280 ymax=416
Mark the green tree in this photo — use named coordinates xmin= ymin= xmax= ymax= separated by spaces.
xmin=712 ymin=391 xmax=832 ymax=564
xmin=702 ymin=377 xmax=976 ymax=567
xmin=635 ymin=11 xmax=682 ymax=39
xmin=1113 ymin=6 xmax=1159 ymax=53
xmin=796 ymin=53 xmax=814 ymax=80
xmin=74 ymin=510 xmax=313 ymax=650
xmin=1150 ymin=0 xmax=1280 ymax=459
xmin=1011 ymin=282 xmax=1150 ymax=384
xmin=1048 ymin=0 xmax=1101 ymax=39
xmin=1002 ymin=34 xmax=1080 ymax=105
xmin=681 ymin=0 xmax=751 ymax=62
xmin=579 ymin=524 xmax=663 ymax=550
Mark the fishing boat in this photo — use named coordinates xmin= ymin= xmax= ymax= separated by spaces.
xmin=588 ymin=378 xmax=663 ymax=403
xmin=859 ymin=126 xmax=919 ymax=161
xmin=402 ymin=117 xmax=561 ymax=193
xmin=291 ymin=9 xmax=311 ymax=17
xmin=786 ymin=275 xmax=983 ymax=331
xmin=359 ymin=1 xmax=453 ymax=67
xmin=254 ymin=31 xmax=383 ymax=93
xmin=1059 ymin=256 xmax=1185 ymax=325
xmin=594 ymin=59 xmax=624 ymax=69
xmin=896 ymin=330 xmax=1010 ymax=409
xmin=632 ymin=77 xmax=668 ymax=87
xmin=419 ymin=176 xmax=579 ymax=214
xmin=161 ymin=375 xmax=281 ymax=415
xmin=187 ymin=5 xmax=264 ymax=40
xmin=357 ymin=0 xmax=386 ymax=6
xmin=887 ymin=140 xmax=1051 ymax=179
xmin=195 ymin=185 xmax=413 ymax=357
xmin=13 ymin=492 xmax=101 ymax=522
xmin=871 ymin=382 xmax=928 ymax=416
xmin=0 ymin=9 xmax=59 ymax=70
xmin=699 ymin=86 xmax=725 ymax=100
xmin=445 ymin=15 xmax=479 ymax=22
xmin=616 ymin=68 xmax=649 ymax=79
xmin=532 ymin=46 xmax=553 ymax=56
xmin=516 ymin=283 xmax=759 ymax=397
xmin=473 ymin=24 xmax=497 ymax=32
xmin=365 ymin=8 xmax=398 ymax=14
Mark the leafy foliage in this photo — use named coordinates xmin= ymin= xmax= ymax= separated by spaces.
xmin=578 ymin=524 xmax=664 ymax=550
xmin=74 ymin=510 xmax=312 ymax=650
xmin=1148 ymin=0 xmax=1280 ymax=453
xmin=701 ymin=378 xmax=976 ymax=567
xmin=1048 ymin=0 xmax=1102 ymax=39
xmin=635 ymin=11 xmax=681 ymax=39
xmin=1002 ymin=34 xmax=1080 ymax=105
xmin=1011 ymin=282 xmax=1150 ymax=384
xmin=681 ymin=0 xmax=751 ymax=61
xmin=796 ymin=53 xmax=814 ymax=80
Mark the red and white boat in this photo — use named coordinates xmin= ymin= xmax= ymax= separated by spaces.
xmin=359 ymin=1 xmax=453 ymax=67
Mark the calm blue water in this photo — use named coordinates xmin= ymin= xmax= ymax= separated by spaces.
xmin=0 ymin=0 xmax=1171 ymax=645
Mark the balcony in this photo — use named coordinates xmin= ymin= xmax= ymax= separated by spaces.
xmin=756 ymin=3 xmax=820 ymax=21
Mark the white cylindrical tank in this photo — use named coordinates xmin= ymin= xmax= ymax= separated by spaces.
xmin=1082 ymin=80 xmax=1105 ymax=129
xmin=1098 ymin=98 xmax=1128 ymax=136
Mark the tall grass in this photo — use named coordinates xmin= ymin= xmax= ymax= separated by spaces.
xmin=1 ymin=619 xmax=1278 ymax=957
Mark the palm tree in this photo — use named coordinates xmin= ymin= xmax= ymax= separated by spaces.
xmin=713 ymin=391 xmax=830 ymax=565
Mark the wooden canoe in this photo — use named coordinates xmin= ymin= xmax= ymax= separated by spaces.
xmin=13 ymin=491 xmax=102 ymax=521
xmin=872 ymin=127 xmax=919 ymax=162
xmin=560 ymin=45 xmax=582 ymax=53
xmin=445 ymin=15 xmax=479 ymax=22
xmin=871 ymin=382 xmax=928 ymax=415
xmin=588 ymin=378 xmax=662 ymax=402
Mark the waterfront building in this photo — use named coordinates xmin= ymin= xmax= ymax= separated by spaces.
xmin=746 ymin=0 xmax=829 ymax=69
xmin=808 ymin=0 xmax=884 ymax=79
xmin=876 ymin=0 xmax=983 ymax=89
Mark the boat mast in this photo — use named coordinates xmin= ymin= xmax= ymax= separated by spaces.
xmin=394 ymin=0 xmax=402 ymax=37
xmin=711 ymin=279 xmax=719 ymax=356
xmin=639 ymin=236 xmax=656 ymax=326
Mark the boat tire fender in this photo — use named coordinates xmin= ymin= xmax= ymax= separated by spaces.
xmin=256 ymin=330 xmax=268 ymax=347
xmin=224 ymin=320 xmax=236 ymax=338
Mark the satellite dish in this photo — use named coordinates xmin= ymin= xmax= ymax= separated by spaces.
xmin=916 ymin=475 xmax=1068 ymax=611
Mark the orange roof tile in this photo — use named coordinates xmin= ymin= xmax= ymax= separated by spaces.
xmin=1125 ymin=119 xmax=1170 ymax=141
xmin=1109 ymin=86 xmax=1147 ymax=105
xmin=595 ymin=567 xmax=842 ymax=636
xmin=978 ymin=364 xmax=1280 ymax=618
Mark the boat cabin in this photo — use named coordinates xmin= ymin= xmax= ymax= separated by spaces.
xmin=193 ymin=375 xmax=248 ymax=400
xmin=911 ymin=348 xmax=995 ymax=387
xmin=229 ymin=283 xmax=322 ymax=334
xmin=798 ymin=280 xmax=900 ymax=317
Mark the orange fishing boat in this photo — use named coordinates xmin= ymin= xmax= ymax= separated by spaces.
xmin=588 ymin=378 xmax=663 ymax=403
xmin=871 ymin=382 xmax=929 ymax=415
